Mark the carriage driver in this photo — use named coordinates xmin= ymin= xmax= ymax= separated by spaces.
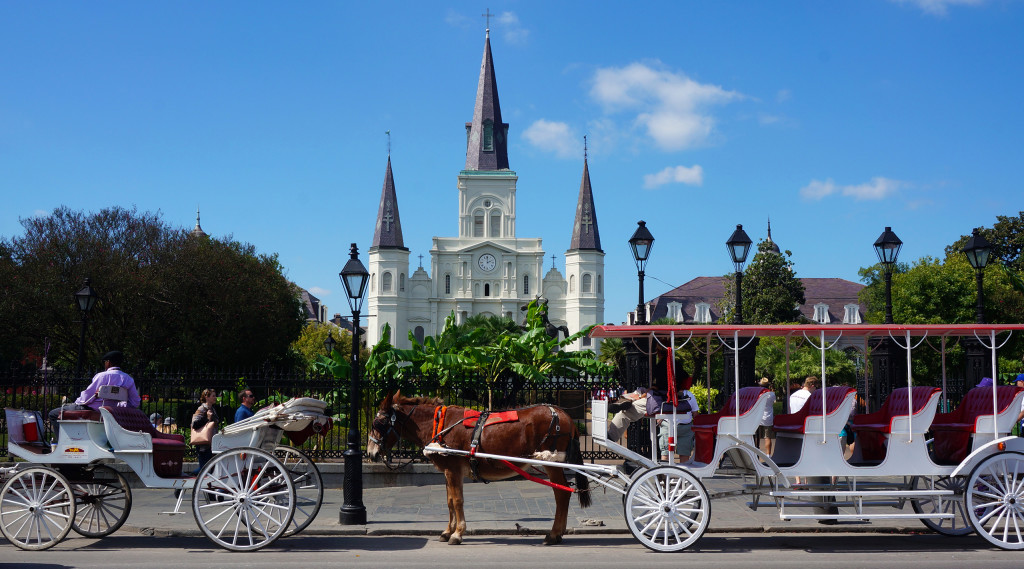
xmin=48 ymin=350 xmax=141 ymax=431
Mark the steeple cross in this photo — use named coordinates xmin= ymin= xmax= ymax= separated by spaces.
xmin=581 ymin=204 xmax=593 ymax=234
xmin=550 ymin=254 xmax=557 ymax=270
xmin=482 ymin=8 xmax=493 ymax=29
xmin=418 ymin=254 xmax=424 ymax=268
xmin=383 ymin=200 xmax=393 ymax=232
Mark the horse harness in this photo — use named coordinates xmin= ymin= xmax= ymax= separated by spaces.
xmin=431 ymin=404 xmax=568 ymax=482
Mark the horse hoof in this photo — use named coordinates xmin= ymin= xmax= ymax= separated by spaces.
xmin=543 ymin=535 xmax=562 ymax=545
xmin=448 ymin=535 xmax=463 ymax=545
xmin=439 ymin=533 xmax=450 ymax=542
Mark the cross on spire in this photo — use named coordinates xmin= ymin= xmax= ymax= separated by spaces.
xmin=385 ymin=130 xmax=391 ymax=156
xmin=418 ymin=254 xmax=424 ymax=268
xmin=482 ymin=8 xmax=493 ymax=29
xmin=584 ymin=134 xmax=588 ymax=160
xmin=550 ymin=254 xmax=557 ymax=270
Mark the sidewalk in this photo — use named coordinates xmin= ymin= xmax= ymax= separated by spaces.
xmin=119 ymin=474 xmax=919 ymax=538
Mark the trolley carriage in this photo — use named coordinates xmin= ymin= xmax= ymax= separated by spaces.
xmin=2 ymin=391 xmax=330 ymax=551
xmin=415 ymin=323 xmax=1024 ymax=552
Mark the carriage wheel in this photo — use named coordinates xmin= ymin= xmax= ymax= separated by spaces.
xmin=70 ymin=464 xmax=133 ymax=538
xmin=965 ymin=451 xmax=1024 ymax=550
xmin=192 ymin=448 xmax=295 ymax=551
xmin=623 ymin=466 xmax=710 ymax=552
xmin=909 ymin=475 xmax=972 ymax=536
xmin=0 ymin=467 xmax=76 ymax=550
xmin=273 ymin=445 xmax=323 ymax=537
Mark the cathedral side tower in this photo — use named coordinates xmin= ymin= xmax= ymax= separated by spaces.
xmin=367 ymin=156 xmax=410 ymax=346
xmin=564 ymin=153 xmax=605 ymax=351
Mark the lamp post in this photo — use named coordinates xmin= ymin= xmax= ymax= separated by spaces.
xmin=962 ymin=227 xmax=992 ymax=324
xmin=962 ymin=227 xmax=994 ymax=395
xmin=338 ymin=243 xmax=369 ymax=525
xmin=628 ymin=221 xmax=654 ymax=325
xmin=725 ymin=224 xmax=752 ymax=324
xmin=870 ymin=226 xmax=904 ymax=409
xmin=74 ymin=278 xmax=99 ymax=378
xmin=723 ymin=224 xmax=755 ymax=398
xmin=324 ymin=332 xmax=337 ymax=356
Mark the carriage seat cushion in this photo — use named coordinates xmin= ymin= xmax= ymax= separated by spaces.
xmin=60 ymin=409 xmax=103 ymax=421
xmin=930 ymin=386 xmax=1023 ymax=433
xmin=101 ymin=406 xmax=186 ymax=477
xmin=773 ymin=386 xmax=855 ymax=434
xmin=852 ymin=386 xmax=940 ymax=433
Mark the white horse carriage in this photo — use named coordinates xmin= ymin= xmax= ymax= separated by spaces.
xmin=577 ymin=323 xmax=1024 ymax=552
xmin=2 ymin=391 xmax=330 ymax=551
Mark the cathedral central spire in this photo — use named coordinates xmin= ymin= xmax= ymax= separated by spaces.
xmin=464 ymin=29 xmax=509 ymax=171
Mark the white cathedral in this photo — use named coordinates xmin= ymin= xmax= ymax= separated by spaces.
xmin=365 ymin=30 xmax=605 ymax=351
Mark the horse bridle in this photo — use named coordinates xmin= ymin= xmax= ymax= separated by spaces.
xmin=369 ymin=404 xmax=421 ymax=468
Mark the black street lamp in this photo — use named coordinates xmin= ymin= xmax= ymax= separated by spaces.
xmin=725 ymin=224 xmax=752 ymax=324
xmin=628 ymin=221 xmax=654 ymax=325
xmin=338 ymin=243 xmax=369 ymax=525
xmin=873 ymin=226 xmax=902 ymax=324
xmin=962 ymin=227 xmax=993 ymax=324
xmin=324 ymin=332 xmax=337 ymax=356
xmin=74 ymin=278 xmax=99 ymax=378
xmin=870 ymin=226 xmax=904 ymax=409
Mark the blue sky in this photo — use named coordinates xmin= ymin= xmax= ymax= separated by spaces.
xmin=2 ymin=1 xmax=1021 ymax=324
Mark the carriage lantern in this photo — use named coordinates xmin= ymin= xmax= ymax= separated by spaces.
xmin=338 ymin=243 xmax=369 ymax=525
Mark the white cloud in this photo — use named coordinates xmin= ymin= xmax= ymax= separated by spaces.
xmin=523 ymin=119 xmax=578 ymax=158
xmin=800 ymin=177 xmax=904 ymax=201
xmin=842 ymin=177 xmax=904 ymax=200
xmin=776 ymin=89 xmax=792 ymax=103
xmin=497 ymin=12 xmax=529 ymax=45
xmin=643 ymin=165 xmax=704 ymax=189
xmin=308 ymin=286 xmax=331 ymax=297
xmin=758 ymin=113 xmax=781 ymax=125
xmin=590 ymin=62 xmax=742 ymax=151
xmin=889 ymin=0 xmax=985 ymax=16
xmin=800 ymin=179 xmax=838 ymax=200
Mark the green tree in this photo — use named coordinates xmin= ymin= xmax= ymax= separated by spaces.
xmin=0 ymin=206 xmax=305 ymax=370
xmin=721 ymin=240 xmax=805 ymax=324
xmin=945 ymin=211 xmax=1024 ymax=272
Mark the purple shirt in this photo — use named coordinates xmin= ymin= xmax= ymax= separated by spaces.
xmin=75 ymin=367 xmax=141 ymax=409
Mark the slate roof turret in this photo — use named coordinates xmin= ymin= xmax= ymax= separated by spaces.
xmin=464 ymin=29 xmax=509 ymax=171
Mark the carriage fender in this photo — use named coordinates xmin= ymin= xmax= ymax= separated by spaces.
xmin=949 ymin=436 xmax=1024 ymax=477
xmin=722 ymin=435 xmax=789 ymax=488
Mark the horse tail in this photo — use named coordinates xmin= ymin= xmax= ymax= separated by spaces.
xmin=567 ymin=434 xmax=591 ymax=508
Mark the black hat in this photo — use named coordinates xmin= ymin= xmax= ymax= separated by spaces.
xmin=101 ymin=351 xmax=124 ymax=365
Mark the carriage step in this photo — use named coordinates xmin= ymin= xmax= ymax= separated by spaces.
xmin=770 ymin=489 xmax=955 ymax=498
xmin=781 ymin=513 xmax=955 ymax=520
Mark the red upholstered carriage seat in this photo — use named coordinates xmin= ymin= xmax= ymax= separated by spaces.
xmin=59 ymin=409 xmax=103 ymax=421
xmin=930 ymin=386 xmax=1024 ymax=465
xmin=851 ymin=386 xmax=940 ymax=462
xmin=101 ymin=406 xmax=186 ymax=477
xmin=773 ymin=386 xmax=855 ymax=434
xmin=692 ymin=387 xmax=769 ymax=465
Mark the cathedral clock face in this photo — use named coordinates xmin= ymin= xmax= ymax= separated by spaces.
xmin=478 ymin=253 xmax=496 ymax=272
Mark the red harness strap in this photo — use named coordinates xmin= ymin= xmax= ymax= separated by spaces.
xmin=497 ymin=459 xmax=576 ymax=494
xmin=432 ymin=406 xmax=448 ymax=442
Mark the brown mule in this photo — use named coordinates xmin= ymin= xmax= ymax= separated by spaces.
xmin=366 ymin=391 xmax=592 ymax=545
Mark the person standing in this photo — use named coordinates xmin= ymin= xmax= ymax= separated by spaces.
xmin=756 ymin=378 xmax=777 ymax=456
xmin=191 ymin=389 xmax=219 ymax=474
xmin=789 ymin=376 xmax=819 ymax=413
xmin=48 ymin=350 xmax=140 ymax=428
xmin=234 ymin=388 xmax=256 ymax=423
xmin=1014 ymin=374 xmax=1024 ymax=436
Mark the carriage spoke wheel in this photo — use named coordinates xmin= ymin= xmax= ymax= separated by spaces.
xmin=966 ymin=451 xmax=1024 ymax=550
xmin=273 ymin=445 xmax=323 ymax=537
xmin=623 ymin=466 xmax=710 ymax=552
xmin=0 ymin=467 xmax=76 ymax=550
xmin=910 ymin=475 xmax=972 ymax=536
xmin=70 ymin=464 xmax=133 ymax=538
xmin=192 ymin=448 xmax=295 ymax=551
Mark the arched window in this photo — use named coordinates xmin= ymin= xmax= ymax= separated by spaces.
xmin=382 ymin=272 xmax=392 ymax=293
xmin=474 ymin=212 xmax=484 ymax=237
xmin=414 ymin=326 xmax=425 ymax=345
xmin=490 ymin=212 xmax=501 ymax=237
xmin=523 ymin=274 xmax=529 ymax=295
xmin=399 ymin=273 xmax=405 ymax=292
xmin=597 ymin=275 xmax=603 ymax=294
xmin=484 ymin=283 xmax=490 ymax=297
xmin=569 ymin=275 xmax=575 ymax=293
xmin=581 ymin=273 xmax=592 ymax=293
xmin=444 ymin=274 xmax=451 ymax=295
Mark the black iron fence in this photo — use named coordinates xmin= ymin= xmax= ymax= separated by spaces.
xmin=1 ymin=367 xmax=623 ymax=462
